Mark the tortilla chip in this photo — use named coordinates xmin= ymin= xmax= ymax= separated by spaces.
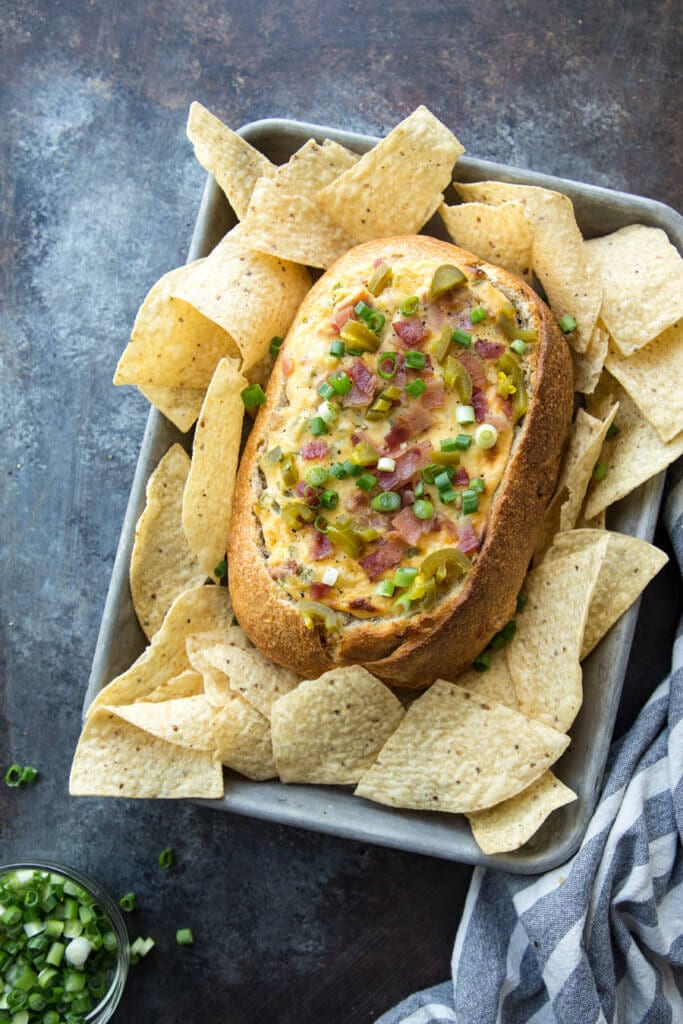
xmin=455 ymin=181 xmax=601 ymax=352
xmin=90 ymin=585 xmax=232 ymax=711
xmin=439 ymin=200 xmax=533 ymax=280
xmin=271 ymin=667 xmax=405 ymax=785
xmin=182 ymin=358 xmax=247 ymax=577
xmin=138 ymin=385 xmax=205 ymax=433
xmin=468 ymin=771 xmax=576 ymax=854
xmin=130 ymin=445 xmax=207 ymax=640
xmin=114 ymin=261 xmax=239 ymax=389
xmin=107 ymin=695 xmax=218 ymax=751
xmin=506 ymin=539 xmax=607 ymax=731
xmin=141 ymin=670 xmax=204 ymax=703
xmin=201 ymin=643 xmax=300 ymax=719
xmin=170 ymin=225 xmax=312 ymax=374
xmin=69 ymin=708 xmax=223 ymax=798
xmin=605 ymin=320 xmax=683 ymax=442
xmin=571 ymin=323 xmax=608 ymax=395
xmin=587 ymin=225 xmax=683 ymax=356
xmin=355 ymin=681 xmax=569 ymax=813
xmin=543 ymin=529 xmax=669 ymax=658
xmin=240 ymin=138 xmax=360 ymax=266
xmin=539 ymin=405 xmax=619 ymax=556
xmin=584 ymin=373 xmax=683 ymax=519
xmin=316 ymin=106 xmax=464 ymax=242
xmin=211 ymin=695 xmax=276 ymax=780
xmin=452 ymin=653 xmax=519 ymax=711
xmin=186 ymin=101 xmax=275 ymax=219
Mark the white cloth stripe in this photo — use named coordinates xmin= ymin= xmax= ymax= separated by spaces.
xmin=396 ymin=1005 xmax=457 ymax=1024
xmin=542 ymin=916 xmax=587 ymax=1001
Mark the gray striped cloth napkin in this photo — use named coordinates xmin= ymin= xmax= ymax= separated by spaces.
xmin=376 ymin=469 xmax=683 ymax=1024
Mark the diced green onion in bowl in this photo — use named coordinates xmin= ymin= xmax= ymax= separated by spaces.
xmin=0 ymin=862 xmax=129 ymax=1023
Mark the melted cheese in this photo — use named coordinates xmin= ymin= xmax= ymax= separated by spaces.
xmin=255 ymin=254 xmax=532 ymax=621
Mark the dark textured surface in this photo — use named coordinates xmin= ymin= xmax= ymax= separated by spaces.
xmin=1 ymin=2 xmax=681 ymax=1022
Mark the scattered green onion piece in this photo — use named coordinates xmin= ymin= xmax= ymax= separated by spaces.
xmin=489 ymin=619 xmax=517 ymax=650
xmin=377 ymin=353 xmax=398 ymax=379
xmin=405 ymin=350 xmax=426 ymax=369
xmin=421 ymin=464 xmax=442 ymax=485
xmin=268 ymin=335 xmax=284 ymax=357
xmin=516 ymin=591 xmax=528 ymax=612
xmin=474 ymin=423 xmax=498 ymax=449
xmin=370 ymin=491 xmax=401 ymax=513
xmin=414 ymin=481 xmax=425 ymax=498
xmin=456 ymin=405 xmax=475 ymax=424
xmin=119 ymin=892 xmax=136 ymax=913
xmin=317 ymin=381 xmax=335 ymax=400
xmin=320 ymin=489 xmax=339 ymax=510
xmin=176 ymin=928 xmax=194 ymax=946
xmin=451 ymin=328 xmax=472 ymax=348
xmin=461 ymin=489 xmax=479 ymax=514
xmin=329 ymin=462 xmax=349 ymax=480
xmin=393 ymin=566 xmax=418 ymax=588
xmin=213 ymin=558 xmax=227 ymax=580
xmin=413 ymin=499 xmax=434 ymax=520
xmin=469 ymin=477 xmax=486 ymax=494
xmin=592 ymin=461 xmax=608 ymax=481
xmin=558 ymin=314 xmax=577 ymax=333
xmin=305 ymin=466 xmax=328 ymax=487
xmin=5 ymin=765 xmax=22 ymax=787
xmin=328 ymin=370 xmax=352 ymax=395
xmin=314 ymin=515 xmax=329 ymax=533
xmin=406 ymin=379 xmax=426 ymax=398
xmin=470 ymin=305 xmax=487 ymax=323
xmin=473 ymin=653 xmax=491 ymax=672
xmin=158 ymin=848 xmax=174 ymax=869
xmin=240 ymin=384 xmax=267 ymax=409
xmin=454 ymin=433 xmax=472 ymax=450
xmin=375 ymin=579 xmax=396 ymax=597
xmin=510 ymin=339 xmax=530 ymax=356
xmin=329 ymin=339 xmax=345 ymax=358
xmin=606 ymin=423 xmax=620 ymax=441
xmin=356 ymin=472 xmax=377 ymax=492
xmin=434 ymin=471 xmax=452 ymax=491
xmin=440 ymin=437 xmax=459 ymax=453
xmin=439 ymin=488 xmax=458 ymax=504
xmin=309 ymin=416 xmax=328 ymax=436
xmin=400 ymin=295 xmax=420 ymax=316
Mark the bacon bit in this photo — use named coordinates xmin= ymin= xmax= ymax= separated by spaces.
xmin=372 ymin=257 xmax=384 ymax=268
xmin=268 ymin=559 xmax=298 ymax=580
xmin=309 ymin=529 xmax=333 ymax=561
xmin=281 ymin=351 xmax=293 ymax=376
xmin=345 ymin=489 xmax=369 ymax=513
xmin=382 ymin=421 xmax=411 ymax=452
xmin=420 ymin=378 xmax=446 ymax=409
xmin=458 ymin=521 xmax=480 ymax=555
xmin=309 ymin=581 xmax=331 ymax=600
xmin=391 ymin=506 xmax=434 ymax=545
xmin=350 ymin=597 xmax=376 ymax=611
xmin=472 ymin=388 xmax=489 ymax=422
xmin=501 ymin=397 xmax=514 ymax=419
xmin=400 ymin=487 xmax=415 ymax=506
xmin=434 ymin=513 xmax=458 ymax=540
xmin=377 ymin=442 xmax=432 ymax=491
xmin=344 ymin=357 xmax=377 ymax=407
xmin=359 ymin=534 xmax=406 ymax=581
xmin=330 ymin=302 xmax=357 ymax=332
xmin=295 ymin=480 xmax=306 ymax=497
xmin=453 ymin=467 xmax=470 ymax=487
xmin=301 ymin=439 xmax=329 ymax=460
xmin=457 ymin=350 xmax=487 ymax=390
xmin=396 ymin=402 xmax=434 ymax=436
xmin=393 ymin=318 xmax=427 ymax=347
xmin=475 ymin=339 xmax=506 ymax=360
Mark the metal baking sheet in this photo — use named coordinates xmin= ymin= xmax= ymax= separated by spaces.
xmin=85 ymin=118 xmax=682 ymax=871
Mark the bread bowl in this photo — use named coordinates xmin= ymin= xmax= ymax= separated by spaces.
xmin=228 ymin=235 xmax=573 ymax=688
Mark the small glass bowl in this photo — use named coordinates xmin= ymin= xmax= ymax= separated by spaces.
xmin=0 ymin=861 xmax=129 ymax=1024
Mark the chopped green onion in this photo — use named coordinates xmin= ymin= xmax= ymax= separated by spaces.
xmin=434 ymin=471 xmax=452 ymax=491
xmin=240 ymin=384 xmax=267 ymax=409
xmin=469 ymin=477 xmax=486 ymax=493
xmin=421 ymin=464 xmax=442 ymax=485
xmin=158 ymin=848 xmax=174 ymax=869
xmin=414 ymin=481 xmax=425 ymax=498
xmin=370 ymin=491 xmax=401 ymax=513
xmin=314 ymin=515 xmax=329 ymax=533
xmin=176 ymin=928 xmax=194 ymax=946
xmin=376 ymin=579 xmax=396 ymax=597
xmin=214 ymin=558 xmax=227 ymax=580
xmin=489 ymin=619 xmax=517 ymax=650
xmin=329 ymin=339 xmax=345 ymax=358
xmin=377 ymin=456 xmax=396 ymax=472
xmin=5 ymin=764 xmax=23 ymax=787
xmin=405 ymin=350 xmax=426 ymax=369
xmin=119 ymin=892 xmax=136 ymax=912
xmin=356 ymin=472 xmax=377 ymax=492
xmin=592 ymin=461 xmax=608 ymax=481
xmin=470 ymin=305 xmax=487 ymax=323
xmin=321 ymin=567 xmax=339 ymax=586
xmin=461 ymin=489 xmax=479 ymax=514
xmin=473 ymin=653 xmax=491 ymax=672
xmin=456 ymin=405 xmax=475 ymax=424
xmin=355 ymin=301 xmax=385 ymax=334
xmin=268 ymin=335 xmax=284 ymax=357
xmin=451 ymin=328 xmax=472 ymax=348
xmin=606 ymin=423 xmax=620 ymax=441
xmin=474 ymin=423 xmax=498 ymax=449
xmin=329 ymin=462 xmax=349 ymax=480
xmin=393 ymin=567 xmax=418 ymax=588
xmin=400 ymin=296 xmax=419 ymax=316
xmin=320 ymin=489 xmax=339 ymax=510
xmin=454 ymin=433 xmax=472 ymax=450
xmin=558 ymin=314 xmax=577 ymax=333
xmin=406 ymin=379 xmax=426 ymax=398
xmin=510 ymin=339 xmax=530 ymax=355
xmin=439 ymin=488 xmax=458 ymax=504
xmin=328 ymin=370 xmax=352 ymax=395
xmin=317 ymin=381 xmax=336 ymax=400
xmin=440 ymin=437 xmax=459 ymax=452
xmin=317 ymin=399 xmax=339 ymax=424
xmin=413 ymin=499 xmax=434 ymax=520
xmin=377 ymin=353 xmax=398 ymax=379
xmin=305 ymin=466 xmax=328 ymax=487
xmin=516 ymin=591 xmax=528 ymax=612
xmin=309 ymin=416 xmax=328 ymax=436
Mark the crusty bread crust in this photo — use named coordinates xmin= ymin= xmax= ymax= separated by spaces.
xmin=229 ymin=236 xmax=573 ymax=688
